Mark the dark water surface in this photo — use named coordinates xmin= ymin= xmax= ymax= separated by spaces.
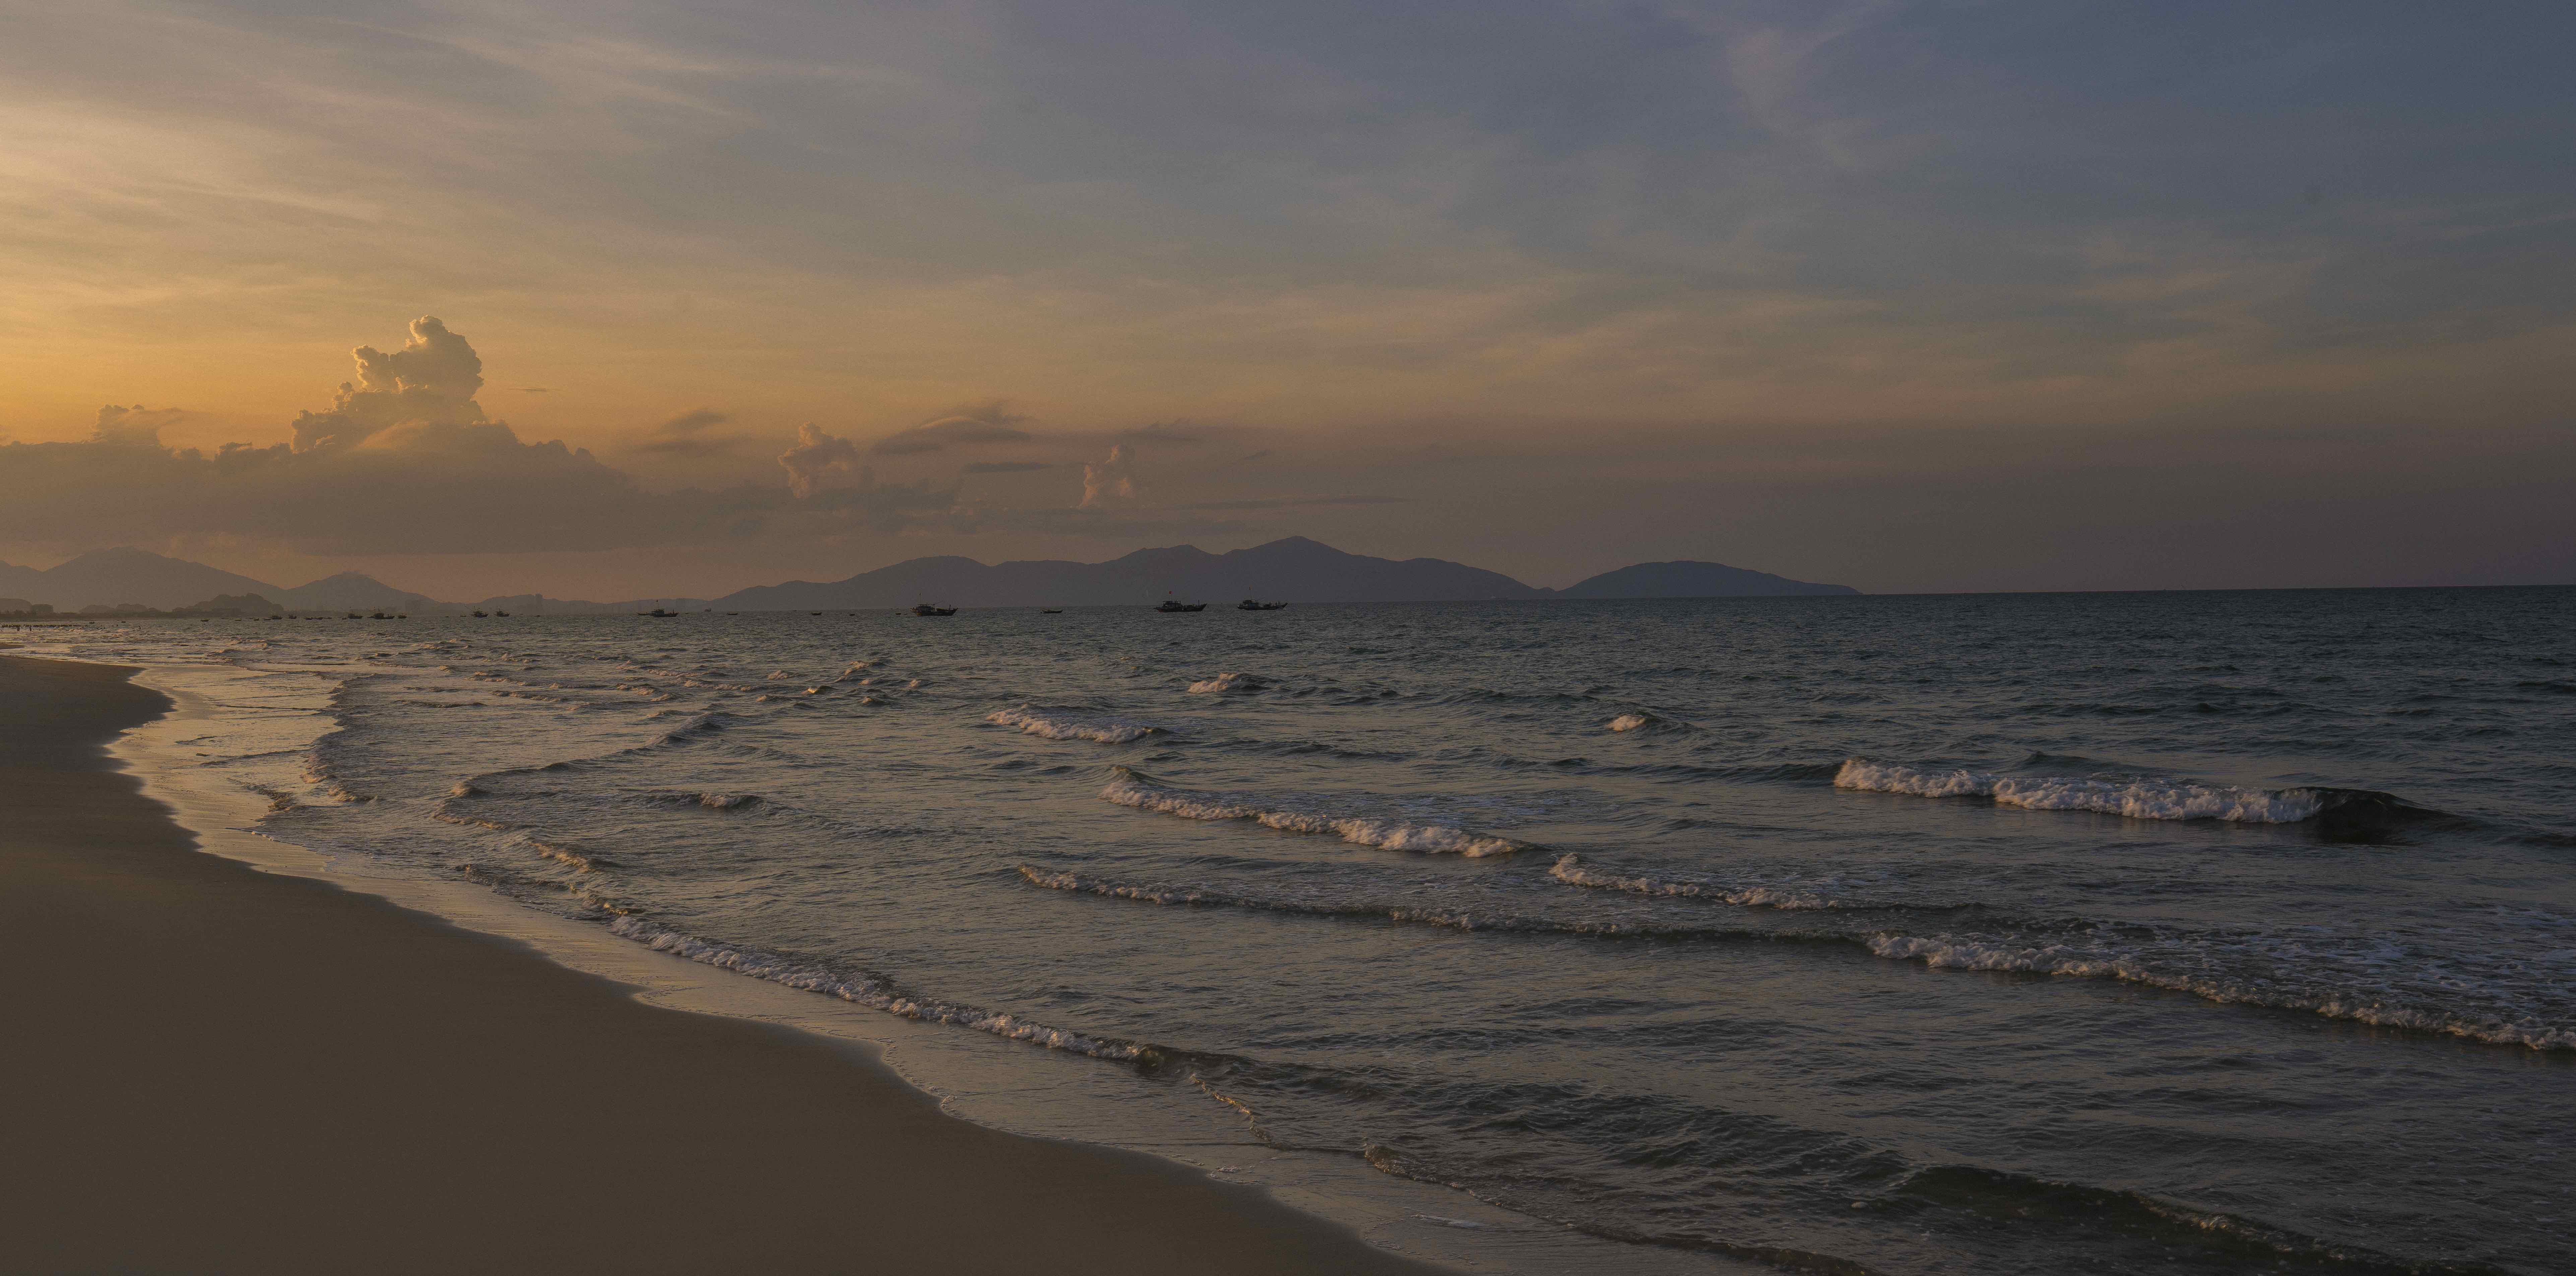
xmin=41 ymin=588 xmax=2576 ymax=1273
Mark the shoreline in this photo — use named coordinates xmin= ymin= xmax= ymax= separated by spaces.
xmin=0 ymin=654 xmax=1454 ymax=1275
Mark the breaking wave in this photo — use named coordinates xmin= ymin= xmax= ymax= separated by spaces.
xmin=986 ymin=704 xmax=1162 ymax=745
xmin=1188 ymin=671 xmax=1263 ymax=694
xmin=1099 ymin=767 xmax=1531 ymax=857
xmin=1833 ymin=759 xmax=2413 ymax=825
xmin=1548 ymin=855 xmax=1846 ymax=911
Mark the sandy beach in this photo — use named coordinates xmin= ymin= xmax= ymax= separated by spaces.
xmin=0 ymin=654 xmax=1443 ymax=1275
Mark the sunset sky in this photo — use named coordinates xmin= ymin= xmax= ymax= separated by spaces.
xmin=4 ymin=0 xmax=2571 ymax=599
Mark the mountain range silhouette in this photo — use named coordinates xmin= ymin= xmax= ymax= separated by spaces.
xmin=0 ymin=537 xmax=1855 ymax=614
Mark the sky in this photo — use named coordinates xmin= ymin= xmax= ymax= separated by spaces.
xmin=2 ymin=0 xmax=2571 ymax=599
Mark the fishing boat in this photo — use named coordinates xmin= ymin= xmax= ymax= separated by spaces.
xmin=912 ymin=604 xmax=957 ymax=616
xmin=1237 ymin=599 xmax=1288 ymax=611
xmin=1156 ymin=598 xmax=1207 ymax=612
xmin=471 ymin=610 xmax=489 ymax=618
xmin=1041 ymin=609 xmax=1062 ymax=614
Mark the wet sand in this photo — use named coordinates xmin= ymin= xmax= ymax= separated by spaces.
xmin=0 ymin=655 xmax=1443 ymax=1275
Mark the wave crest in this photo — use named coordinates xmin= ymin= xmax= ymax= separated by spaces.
xmin=1868 ymin=933 xmax=2573 ymax=1051
xmin=1100 ymin=768 xmax=1529 ymax=857
xmin=1833 ymin=759 xmax=2395 ymax=824
xmin=987 ymin=705 xmax=1162 ymax=744
xmin=1548 ymin=855 xmax=1839 ymax=910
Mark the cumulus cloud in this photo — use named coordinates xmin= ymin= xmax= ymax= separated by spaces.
xmin=778 ymin=422 xmax=864 ymax=496
xmin=0 ymin=320 xmax=1033 ymax=560
xmin=288 ymin=316 xmax=487 ymax=451
xmin=772 ymin=421 xmax=969 ymax=527
xmin=0 ymin=318 xmax=772 ymax=554
xmin=90 ymin=405 xmax=191 ymax=446
xmin=1080 ymin=443 xmax=1139 ymax=507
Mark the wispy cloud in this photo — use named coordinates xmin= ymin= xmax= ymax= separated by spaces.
xmin=629 ymin=408 xmax=750 ymax=457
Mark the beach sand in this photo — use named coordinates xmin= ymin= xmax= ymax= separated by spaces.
xmin=0 ymin=655 xmax=1444 ymax=1275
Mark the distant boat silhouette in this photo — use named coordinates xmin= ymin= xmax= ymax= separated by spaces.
xmin=641 ymin=608 xmax=677 ymax=617
xmin=1041 ymin=608 xmax=1062 ymax=614
xmin=912 ymin=604 xmax=957 ymax=616
xmin=1157 ymin=598 xmax=1207 ymax=612
xmin=494 ymin=610 xmax=510 ymax=617
xmin=471 ymin=610 xmax=489 ymax=618
xmin=1237 ymin=599 xmax=1287 ymax=611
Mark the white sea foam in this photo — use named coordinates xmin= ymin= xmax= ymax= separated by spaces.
xmin=1188 ymin=671 xmax=1263 ymax=694
xmin=604 ymin=916 xmax=1159 ymax=1062
xmin=300 ymin=753 xmax=372 ymax=803
xmin=1548 ymin=855 xmax=1835 ymax=910
xmin=1834 ymin=760 xmax=2330 ymax=823
xmin=1099 ymin=769 xmax=1527 ymax=856
xmin=987 ymin=705 xmax=1162 ymax=745
xmin=527 ymin=839 xmax=605 ymax=873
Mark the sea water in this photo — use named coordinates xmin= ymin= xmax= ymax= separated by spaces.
xmin=24 ymin=587 xmax=2575 ymax=1274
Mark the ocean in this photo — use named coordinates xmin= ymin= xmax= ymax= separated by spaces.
xmin=29 ymin=587 xmax=2575 ymax=1274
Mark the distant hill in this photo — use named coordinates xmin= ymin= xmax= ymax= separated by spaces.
xmin=0 ymin=548 xmax=281 ymax=611
xmin=1558 ymin=560 xmax=1858 ymax=599
xmin=271 ymin=572 xmax=451 ymax=614
xmin=0 ymin=551 xmax=461 ymax=613
xmin=716 ymin=537 xmax=1546 ymax=609
xmin=0 ymin=540 xmax=1855 ymax=614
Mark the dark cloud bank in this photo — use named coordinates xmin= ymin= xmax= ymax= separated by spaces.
xmin=4 ymin=317 xmax=2571 ymax=594
xmin=0 ymin=319 xmax=1031 ymax=557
